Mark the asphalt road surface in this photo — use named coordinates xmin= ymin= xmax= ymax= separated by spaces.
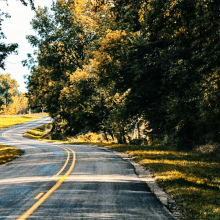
xmin=0 ymin=117 xmax=174 ymax=219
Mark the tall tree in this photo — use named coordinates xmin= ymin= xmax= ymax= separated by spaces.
xmin=27 ymin=0 xmax=97 ymax=136
xmin=26 ymin=0 xmax=220 ymax=146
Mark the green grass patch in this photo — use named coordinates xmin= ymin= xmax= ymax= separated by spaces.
xmin=0 ymin=114 xmax=43 ymax=130
xmin=23 ymin=124 xmax=49 ymax=140
xmin=0 ymin=145 xmax=23 ymax=165
xmin=0 ymin=114 xmax=44 ymax=165
xmin=100 ymin=143 xmax=220 ymax=220
xmin=24 ymin=125 xmax=220 ymax=219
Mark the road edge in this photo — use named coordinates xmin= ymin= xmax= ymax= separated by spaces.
xmin=96 ymin=145 xmax=180 ymax=220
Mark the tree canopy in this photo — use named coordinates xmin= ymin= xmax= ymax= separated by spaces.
xmin=26 ymin=0 xmax=220 ymax=147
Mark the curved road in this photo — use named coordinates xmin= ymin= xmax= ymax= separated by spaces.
xmin=0 ymin=117 xmax=174 ymax=219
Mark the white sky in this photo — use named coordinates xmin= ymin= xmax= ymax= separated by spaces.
xmin=0 ymin=0 xmax=54 ymax=93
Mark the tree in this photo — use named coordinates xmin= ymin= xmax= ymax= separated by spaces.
xmin=0 ymin=0 xmax=37 ymax=69
xmin=26 ymin=1 xmax=96 ymax=136
xmin=93 ymin=0 xmax=220 ymax=147
xmin=0 ymin=73 xmax=18 ymax=109
xmin=19 ymin=0 xmax=35 ymax=9
xmin=26 ymin=0 xmax=220 ymax=147
xmin=0 ymin=10 xmax=18 ymax=69
xmin=5 ymin=93 xmax=28 ymax=114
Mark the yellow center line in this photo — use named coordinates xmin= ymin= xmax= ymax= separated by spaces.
xmin=34 ymin=193 xmax=44 ymax=200
xmin=17 ymin=147 xmax=76 ymax=220
xmin=54 ymin=146 xmax=70 ymax=177
xmin=2 ymin=124 xmax=71 ymax=179
xmin=1 ymin=118 xmax=77 ymax=219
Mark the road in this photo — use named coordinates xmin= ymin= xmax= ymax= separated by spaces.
xmin=0 ymin=117 xmax=174 ymax=219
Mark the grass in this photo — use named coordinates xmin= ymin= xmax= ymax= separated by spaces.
xmin=0 ymin=145 xmax=23 ymax=165
xmin=100 ymin=143 xmax=220 ymax=220
xmin=0 ymin=114 xmax=43 ymax=130
xmin=0 ymin=114 xmax=44 ymax=165
xmin=24 ymin=125 xmax=220 ymax=220
xmin=23 ymin=124 xmax=49 ymax=140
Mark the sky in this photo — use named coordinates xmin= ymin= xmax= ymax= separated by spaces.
xmin=0 ymin=0 xmax=54 ymax=93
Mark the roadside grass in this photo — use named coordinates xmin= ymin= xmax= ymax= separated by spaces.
xmin=0 ymin=114 xmax=43 ymax=130
xmin=100 ymin=143 xmax=220 ymax=220
xmin=0 ymin=145 xmax=23 ymax=165
xmin=24 ymin=126 xmax=220 ymax=220
xmin=0 ymin=114 xmax=44 ymax=165
xmin=23 ymin=126 xmax=110 ymax=144
xmin=23 ymin=125 xmax=46 ymax=140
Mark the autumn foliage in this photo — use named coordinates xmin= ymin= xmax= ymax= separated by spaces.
xmin=0 ymin=73 xmax=28 ymax=115
xmin=26 ymin=0 xmax=219 ymax=147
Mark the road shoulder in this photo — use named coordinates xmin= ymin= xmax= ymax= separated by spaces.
xmin=97 ymin=145 xmax=180 ymax=220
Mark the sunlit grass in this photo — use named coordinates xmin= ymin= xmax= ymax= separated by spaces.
xmin=0 ymin=114 xmax=43 ymax=130
xmin=0 ymin=145 xmax=23 ymax=165
xmin=24 ymin=127 xmax=115 ymax=144
xmin=23 ymin=126 xmax=220 ymax=219
xmin=101 ymin=144 xmax=220 ymax=220
xmin=24 ymin=127 xmax=45 ymax=139
xmin=0 ymin=114 xmax=44 ymax=165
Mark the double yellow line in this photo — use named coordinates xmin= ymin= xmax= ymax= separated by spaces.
xmin=18 ymin=145 xmax=76 ymax=220
xmin=1 ymin=121 xmax=76 ymax=219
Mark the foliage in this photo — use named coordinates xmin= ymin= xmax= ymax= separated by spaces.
xmin=19 ymin=0 xmax=35 ymax=10
xmin=0 ymin=73 xmax=18 ymax=106
xmin=0 ymin=73 xmax=28 ymax=114
xmin=26 ymin=0 xmax=220 ymax=148
xmin=0 ymin=0 xmax=36 ymax=69
xmin=137 ymin=0 xmax=220 ymax=147
xmin=7 ymin=93 xmax=29 ymax=114
xmin=0 ymin=9 xmax=18 ymax=69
